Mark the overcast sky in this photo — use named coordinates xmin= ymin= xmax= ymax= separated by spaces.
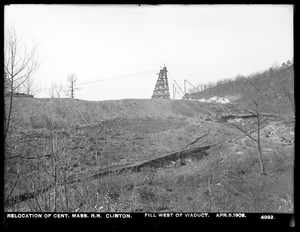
xmin=5 ymin=4 xmax=293 ymax=100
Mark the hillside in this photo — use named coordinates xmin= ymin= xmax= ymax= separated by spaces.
xmin=6 ymin=98 xmax=237 ymax=175
xmin=7 ymin=97 xmax=233 ymax=128
xmin=4 ymin=94 xmax=294 ymax=214
xmin=186 ymin=63 xmax=294 ymax=116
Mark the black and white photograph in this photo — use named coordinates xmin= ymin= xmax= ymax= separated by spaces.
xmin=3 ymin=4 xmax=294 ymax=227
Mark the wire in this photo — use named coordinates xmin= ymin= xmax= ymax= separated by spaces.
xmin=77 ymin=69 xmax=157 ymax=86
xmin=38 ymin=68 xmax=157 ymax=92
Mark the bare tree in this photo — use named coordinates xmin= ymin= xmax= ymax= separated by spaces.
xmin=21 ymin=76 xmax=41 ymax=96
xmin=54 ymin=82 xmax=63 ymax=98
xmin=278 ymin=67 xmax=294 ymax=114
xmin=48 ymin=82 xmax=55 ymax=98
xmin=187 ymin=87 xmax=198 ymax=94
xmin=198 ymin=83 xmax=206 ymax=91
xmin=4 ymin=26 xmax=39 ymax=137
xmin=65 ymin=73 xmax=80 ymax=99
xmin=207 ymin=81 xmax=214 ymax=88
xmin=48 ymin=82 xmax=56 ymax=98
xmin=266 ymin=61 xmax=294 ymax=115
xmin=49 ymin=82 xmax=63 ymax=98
xmin=227 ymin=76 xmax=274 ymax=175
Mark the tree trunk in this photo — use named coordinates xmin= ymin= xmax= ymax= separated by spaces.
xmin=257 ymin=125 xmax=267 ymax=175
xmin=5 ymin=83 xmax=14 ymax=137
xmin=71 ymin=82 xmax=74 ymax=99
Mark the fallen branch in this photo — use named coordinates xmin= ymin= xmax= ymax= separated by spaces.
xmin=77 ymin=107 xmax=89 ymax=126
xmin=187 ymin=132 xmax=210 ymax=147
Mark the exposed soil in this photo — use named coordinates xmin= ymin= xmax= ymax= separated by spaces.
xmin=4 ymin=98 xmax=294 ymax=212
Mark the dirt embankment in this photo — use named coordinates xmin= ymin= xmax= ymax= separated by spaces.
xmin=5 ymin=98 xmax=238 ymax=207
xmin=7 ymin=97 xmax=232 ymax=127
xmin=4 ymin=97 xmax=294 ymax=213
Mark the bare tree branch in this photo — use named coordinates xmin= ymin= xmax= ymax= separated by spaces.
xmin=21 ymin=76 xmax=41 ymax=96
xmin=228 ymin=122 xmax=258 ymax=143
xmin=4 ymin=26 xmax=40 ymax=136
xmin=55 ymin=82 xmax=63 ymax=98
xmin=65 ymin=73 xmax=80 ymax=98
xmin=49 ymin=82 xmax=63 ymax=98
xmin=49 ymin=82 xmax=56 ymax=98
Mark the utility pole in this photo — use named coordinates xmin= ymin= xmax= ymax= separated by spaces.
xmin=173 ymin=83 xmax=177 ymax=100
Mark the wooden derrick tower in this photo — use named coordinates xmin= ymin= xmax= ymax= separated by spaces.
xmin=151 ymin=66 xmax=170 ymax=99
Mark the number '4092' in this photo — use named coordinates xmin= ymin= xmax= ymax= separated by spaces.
xmin=261 ymin=215 xmax=274 ymax=219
